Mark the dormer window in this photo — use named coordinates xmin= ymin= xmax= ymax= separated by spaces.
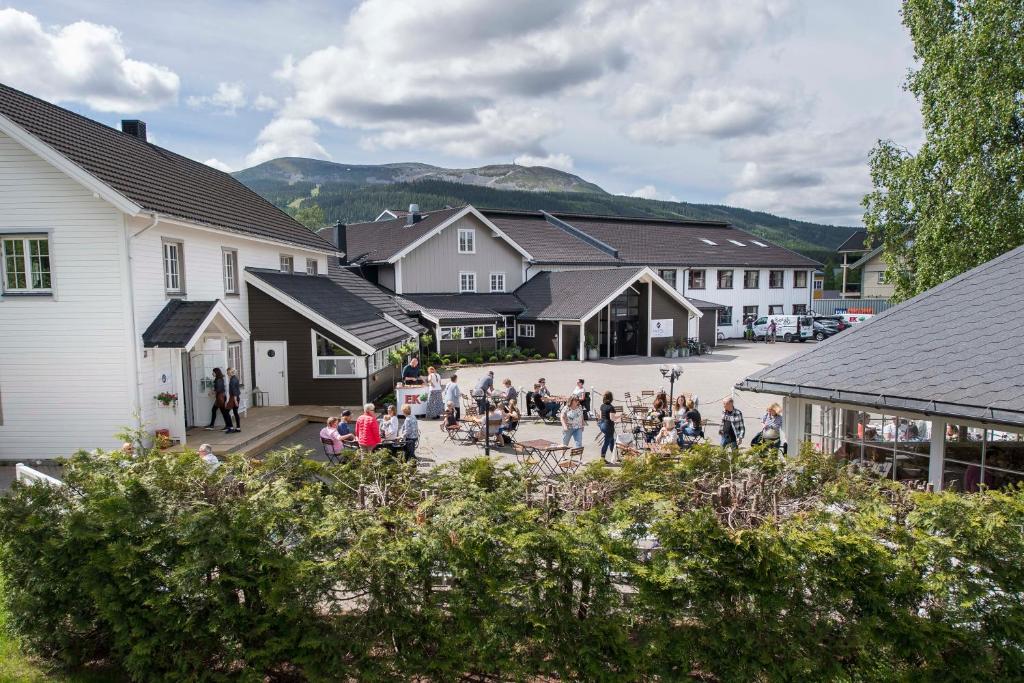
xmin=458 ymin=229 xmax=476 ymax=254
xmin=306 ymin=258 xmax=318 ymax=275
xmin=280 ymin=255 xmax=294 ymax=273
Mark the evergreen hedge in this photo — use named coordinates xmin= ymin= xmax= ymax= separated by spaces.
xmin=1 ymin=445 xmax=1022 ymax=681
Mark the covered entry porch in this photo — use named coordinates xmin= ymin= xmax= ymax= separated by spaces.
xmin=142 ymin=300 xmax=250 ymax=444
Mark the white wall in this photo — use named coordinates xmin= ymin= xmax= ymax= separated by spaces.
xmin=0 ymin=130 xmax=134 ymax=458
xmin=677 ymin=267 xmax=813 ymax=338
xmin=126 ymin=214 xmax=327 ymax=435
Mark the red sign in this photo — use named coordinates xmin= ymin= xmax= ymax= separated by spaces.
xmin=847 ymin=307 xmax=874 ymax=314
xmin=404 ymin=394 xmax=421 ymax=404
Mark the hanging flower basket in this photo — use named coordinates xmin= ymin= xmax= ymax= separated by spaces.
xmin=155 ymin=392 xmax=178 ymax=407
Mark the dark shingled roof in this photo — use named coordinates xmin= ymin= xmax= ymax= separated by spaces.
xmin=402 ymin=293 xmax=525 ymax=321
xmin=246 ymin=269 xmax=413 ymax=350
xmin=514 ymin=268 xmax=645 ymax=320
xmin=142 ymin=300 xmax=217 ymax=348
xmin=326 ymin=262 xmax=426 ymax=333
xmin=343 ymin=207 xmax=464 ymax=263
xmin=737 ymin=245 xmax=1024 ymax=428
xmin=685 ymin=296 xmax=726 ymax=310
xmin=481 ymin=209 xmax=820 ymax=268
xmin=0 ymin=82 xmax=335 ymax=253
xmin=837 ymin=229 xmax=869 ymax=253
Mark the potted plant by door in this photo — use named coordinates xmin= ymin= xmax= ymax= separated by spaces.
xmin=585 ymin=334 xmax=599 ymax=360
xmin=664 ymin=344 xmax=676 ymax=358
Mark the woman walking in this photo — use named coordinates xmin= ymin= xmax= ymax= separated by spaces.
xmin=226 ymin=367 xmax=241 ymax=433
xmin=205 ymin=367 xmax=233 ymax=432
xmin=424 ymin=365 xmax=444 ymax=419
xmin=560 ymin=396 xmax=585 ymax=448
xmin=597 ymin=391 xmax=617 ymax=462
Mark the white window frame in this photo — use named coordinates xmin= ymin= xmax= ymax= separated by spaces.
xmin=162 ymin=239 xmax=185 ymax=295
xmin=440 ymin=324 xmax=496 ymax=340
xmin=280 ymin=254 xmax=294 ymax=273
xmin=813 ymin=278 xmax=824 ymax=291
xmin=459 ymin=271 xmax=477 ymax=293
xmin=2 ymin=234 xmax=52 ymax=293
xmin=458 ymin=228 xmax=476 ymax=254
xmin=306 ymin=258 xmax=318 ymax=275
xmin=368 ymin=340 xmax=406 ymax=374
xmin=222 ymin=248 xmax=238 ymax=295
xmin=311 ymin=330 xmax=359 ymax=378
xmin=227 ymin=341 xmax=244 ymax=386
xmin=489 ymin=272 xmax=506 ymax=293
xmin=517 ymin=323 xmax=536 ymax=337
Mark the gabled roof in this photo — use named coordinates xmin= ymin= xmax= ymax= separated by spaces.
xmin=514 ymin=268 xmax=646 ymax=320
xmin=142 ymin=300 xmax=248 ymax=349
xmin=0 ymin=82 xmax=335 ymax=253
xmin=482 ymin=209 xmax=821 ymax=268
xmin=737 ymin=245 xmax=1024 ymax=428
xmin=245 ymin=268 xmax=413 ymax=351
xmin=837 ymin=229 xmax=869 ymax=253
xmin=343 ymin=207 xmax=465 ymax=263
xmin=142 ymin=300 xmax=217 ymax=348
xmin=402 ymin=293 xmax=525 ymax=322
xmin=325 ymin=262 xmax=426 ymax=333
xmin=848 ymin=245 xmax=885 ymax=270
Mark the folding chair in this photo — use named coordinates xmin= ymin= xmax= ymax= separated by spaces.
xmin=512 ymin=443 xmax=542 ymax=476
xmin=556 ymin=447 xmax=585 ymax=476
xmin=320 ymin=437 xmax=342 ymax=465
xmin=615 ymin=441 xmax=641 ymax=463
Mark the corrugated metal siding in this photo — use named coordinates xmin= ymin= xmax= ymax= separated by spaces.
xmin=811 ymin=298 xmax=893 ymax=315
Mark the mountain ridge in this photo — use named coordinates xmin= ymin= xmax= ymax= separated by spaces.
xmin=233 ymin=157 xmax=859 ymax=262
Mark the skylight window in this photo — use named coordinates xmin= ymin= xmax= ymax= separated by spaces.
xmin=728 ymin=239 xmax=746 ymax=247
xmin=700 ymin=238 xmax=717 ymax=246
xmin=751 ymin=240 xmax=768 ymax=247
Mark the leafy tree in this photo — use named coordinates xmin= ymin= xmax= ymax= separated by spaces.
xmin=293 ymin=202 xmax=326 ymax=230
xmin=864 ymin=0 xmax=1024 ymax=300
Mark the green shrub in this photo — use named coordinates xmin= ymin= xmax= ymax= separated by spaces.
xmin=458 ymin=357 xmax=468 ymax=364
xmin=488 ymin=355 xmax=498 ymax=362
xmin=547 ymin=352 xmax=556 ymax=359
xmin=532 ymin=353 xmax=543 ymax=360
xmin=2 ymin=445 xmax=1023 ymax=680
xmin=441 ymin=355 xmax=452 ymax=365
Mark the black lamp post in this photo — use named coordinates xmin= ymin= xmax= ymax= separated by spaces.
xmin=659 ymin=364 xmax=682 ymax=415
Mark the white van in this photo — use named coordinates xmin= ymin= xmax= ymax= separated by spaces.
xmin=753 ymin=315 xmax=814 ymax=342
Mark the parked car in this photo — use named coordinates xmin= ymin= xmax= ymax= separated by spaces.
xmin=752 ymin=315 xmax=815 ymax=342
xmin=812 ymin=320 xmax=840 ymax=341
xmin=813 ymin=314 xmax=849 ymax=331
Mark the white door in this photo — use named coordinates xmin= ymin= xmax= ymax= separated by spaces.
xmin=254 ymin=341 xmax=288 ymax=406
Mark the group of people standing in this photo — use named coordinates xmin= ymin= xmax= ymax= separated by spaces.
xmin=205 ymin=367 xmax=242 ymax=433
xmin=320 ymin=402 xmax=420 ymax=462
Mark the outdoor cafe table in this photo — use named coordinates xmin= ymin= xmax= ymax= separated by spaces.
xmin=518 ymin=438 xmax=569 ymax=477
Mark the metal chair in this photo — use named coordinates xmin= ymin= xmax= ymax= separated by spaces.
xmin=512 ymin=443 xmax=541 ymax=476
xmin=320 ymin=437 xmax=342 ymax=465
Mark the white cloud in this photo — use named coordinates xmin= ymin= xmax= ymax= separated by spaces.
xmin=629 ymin=185 xmax=658 ymax=199
xmin=513 ymin=152 xmax=574 ymax=172
xmin=252 ymin=93 xmax=278 ymax=111
xmin=203 ymin=158 xmax=233 ymax=172
xmin=245 ymin=118 xmax=331 ymax=166
xmin=627 ymin=87 xmax=793 ymax=143
xmin=187 ymin=82 xmax=247 ymax=113
xmin=0 ymin=8 xmax=179 ymax=111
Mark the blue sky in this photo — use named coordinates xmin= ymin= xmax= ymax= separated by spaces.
xmin=3 ymin=1 xmax=920 ymax=225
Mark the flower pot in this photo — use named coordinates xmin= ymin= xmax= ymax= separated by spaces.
xmin=587 ymin=348 xmax=599 ymax=360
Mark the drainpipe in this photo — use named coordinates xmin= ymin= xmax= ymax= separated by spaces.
xmin=124 ymin=212 xmax=160 ymax=427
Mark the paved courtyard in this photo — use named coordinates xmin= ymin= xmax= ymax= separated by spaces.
xmin=253 ymin=341 xmax=801 ymax=468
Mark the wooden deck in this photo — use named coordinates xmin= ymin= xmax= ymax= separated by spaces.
xmin=183 ymin=405 xmax=342 ymax=455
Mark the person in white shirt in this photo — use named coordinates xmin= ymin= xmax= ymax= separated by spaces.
xmin=424 ymin=365 xmax=444 ymax=419
xmin=882 ymin=417 xmax=907 ymax=442
xmin=443 ymin=374 xmax=461 ymax=420
xmin=380 ymin=404 xmax=400 ymax=439
xmin=570 ymin=378 xmax=586 ymax=399
xmin=197 ymin=443 xmax=220 ymax=470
